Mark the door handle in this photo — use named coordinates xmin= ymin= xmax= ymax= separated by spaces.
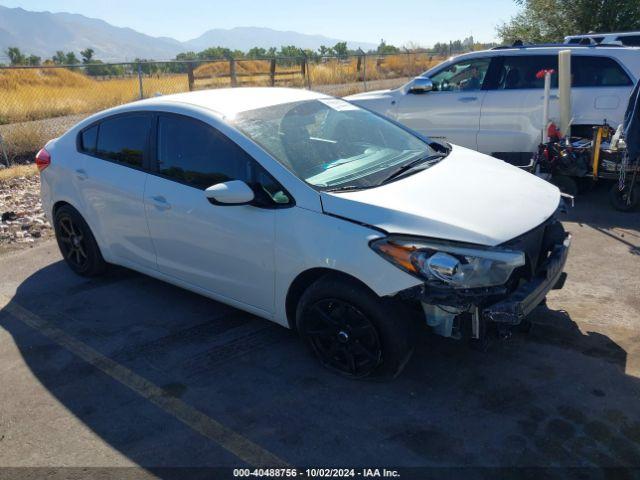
xmin=150 ymin=195 xmax=171 ymax=211
xmin=458 ymin=96 xmax=478 ymax=102
xmin=75 ymin=169 xmax=88 ymax=180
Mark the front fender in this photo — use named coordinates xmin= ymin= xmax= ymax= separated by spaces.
xmin=273 ymin=207 xmax=422 ymax=328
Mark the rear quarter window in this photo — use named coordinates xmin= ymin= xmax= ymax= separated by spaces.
xmin=617 ymin=35 xmax=640 ymax=47
xmin=572 ymin=56 xmax=632 ymax=87
xmin=79 ymin=125 xmax=98 ymax=154
xmin=95 ymin=114 xmax=152 ymax=168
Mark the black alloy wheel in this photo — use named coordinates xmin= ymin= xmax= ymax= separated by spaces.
xmin=54 ymin=205 xmax=107 ymax=276
xmin=57 ymin=214 xmax=89 ymax=270
xmin=304 ymin=298 xmax=382 ymax=377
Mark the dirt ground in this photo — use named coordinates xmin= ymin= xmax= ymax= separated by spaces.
xmin=0 ymin=183 xmax=638 ymax=478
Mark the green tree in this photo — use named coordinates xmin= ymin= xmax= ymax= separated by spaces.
xmin=377 ymin=39 xmax=400 ymax=55
xmin=52 ymin=51 xmax=66 ymax=64
xmin=175 ymin=51 xmax=197 ymax=61
xmin=332 ymin=41 xmax=348 ymax=57
xmin=80 ymin=48 xmax=94 ymax=63
xmin=26 ymin=54 xmax=41 ymax=66
xmin=498 ymin=0 xmax=640 ymax=44
xmin=6 ymin=47 xmax=26 ymax=65
xmin=278 ymin=45 xmax=303 ymax=58
xmin=65 ymin=52 xmax=80 ymax=65
xmin=247 ymin=47 xmax=268 ymax=58
xmin=134 ymin=58 xmax=158 ymax=75
xmin=318 ymin=45 xmax=332 ymax=57
xmin=197 ymin=47 xmax=243 ymax=60
xmin=85 ymin=60 xmax=124 ymax=77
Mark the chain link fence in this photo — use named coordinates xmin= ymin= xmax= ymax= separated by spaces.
xmin=0 ymin=51 xmax=446 ymax=165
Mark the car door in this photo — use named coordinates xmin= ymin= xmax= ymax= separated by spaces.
xmin=76 ymin=113 xmax=157 ymax=269
xmin=569 ymin=55 xmax=634 ymax=129
xmin=478 ymin=54 xmax=635 ymax=162
xmin=144 ymin=113 xmax=280 ymax=314
xmin=394 ymin=57 xmax=491 ymax=149
xmin=477 ymin=55 xmax=557 ymax=161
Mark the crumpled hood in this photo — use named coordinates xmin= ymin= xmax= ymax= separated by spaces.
xmin=320 ymin=146 xmax=561 ymax=246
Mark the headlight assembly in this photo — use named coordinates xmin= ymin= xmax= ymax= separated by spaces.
xmin=370 ymin=236 xmax=525 ymax=289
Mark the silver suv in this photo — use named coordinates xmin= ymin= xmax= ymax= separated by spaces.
xmin=347 ymin=44 xmax=640 ymax=164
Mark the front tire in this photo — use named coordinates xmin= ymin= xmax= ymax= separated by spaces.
xmin=296 ymin=275 xmax=416 ymax=379
xmin=53 ymin=205 xmax=107 ymax=277
xmin=551 ymin=175 xmax=578 ymax=197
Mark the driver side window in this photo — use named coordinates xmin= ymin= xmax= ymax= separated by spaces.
xmin=429 ymin=58 xmax=491 ymax=92
xmin=156 ymin=114 xmax=290 ymax=205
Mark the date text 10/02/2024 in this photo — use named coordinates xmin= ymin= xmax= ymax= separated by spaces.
xmin=233 ymin=468 xmax=401 ymax=478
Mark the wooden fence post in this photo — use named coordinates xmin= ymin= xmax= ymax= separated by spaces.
xmin=270 ymin=58 xmax=276 ymax=86
xmin=302 ymin=54 xmax=311 ymax=89
xmin=137 ymin=62 xmax=144 ymax=99
xmin=229 ymin=58 xmax=237 ymax=87
xmin=187 ymin=63 xmax=195 ymax=91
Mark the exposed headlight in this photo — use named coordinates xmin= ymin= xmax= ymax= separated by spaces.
xmin=370 ymin=237 xmax=525 ymax=289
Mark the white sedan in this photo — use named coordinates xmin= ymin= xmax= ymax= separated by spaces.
xmin=38 ymin=87 xmax=570 ymax=378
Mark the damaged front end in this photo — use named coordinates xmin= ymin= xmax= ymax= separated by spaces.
xmin=372 ymin=213 xmax=571 ymax=341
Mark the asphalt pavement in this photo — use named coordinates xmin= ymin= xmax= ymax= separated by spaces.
xmin=0 ymin=184 xmax=639 ymax=478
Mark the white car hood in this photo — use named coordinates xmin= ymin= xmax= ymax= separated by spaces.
xmin=320 ymin=146 xmax=560 ymax=246
xmin=345 ymin=89 xmax=394 ymax=101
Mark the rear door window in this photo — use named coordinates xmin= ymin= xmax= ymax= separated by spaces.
xmin=95 ymin=114 xmax=152 ymax=168
xmin=493 ymin=55 xmax=558 ymax=90
xmin=571 ymin=56 xmax=632 ymax=87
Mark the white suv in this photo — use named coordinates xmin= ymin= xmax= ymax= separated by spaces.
xmin=347 ymin=45 xmax=640 ymax=164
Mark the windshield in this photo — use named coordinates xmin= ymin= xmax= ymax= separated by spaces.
xmin=233 ymin=98 xmax=438 ymax=190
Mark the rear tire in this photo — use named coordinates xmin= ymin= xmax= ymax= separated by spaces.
xmin=53 ymin=205 xmax=107 ymax=277
xmin=296 ymin=274 xmax=416 ymax=379
xmin=609 ymin=183 xmax=639 ymax=212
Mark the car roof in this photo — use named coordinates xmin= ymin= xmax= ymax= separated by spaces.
xmin=459 ymin=45 xmax=639 ymax=58
xmin=566 ymin=31 xmax=640 ymax=38
xmin=136 ymin=87 xmax=329 ymax=117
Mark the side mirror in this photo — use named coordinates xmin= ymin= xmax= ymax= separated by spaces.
xmin=204 ymin=180 xmax=255 ymax=205
xmin=408 ymin=76 xmax=433 ymax=94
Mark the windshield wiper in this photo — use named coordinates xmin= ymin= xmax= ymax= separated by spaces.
xmin=324 ymin=184 xmax=372 ymax=193
xmin=378 ymin=153 xmax=446 ymax=185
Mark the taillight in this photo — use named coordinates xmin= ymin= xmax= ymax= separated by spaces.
xmin=35 ymin=148 xmax=51 ymax=171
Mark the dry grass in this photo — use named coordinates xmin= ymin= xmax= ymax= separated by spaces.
xmin=0 ymin=68 xmax=189 ymax=124
xmin=1 ymin=123 xmax=51 ymax=161
xmin=0 ymin=163 xmax=38 ymax=181
xmin=309 ymin=55 xmax=443 ymax=86
xmin=0 ymin=53 xmax=446 ymax=126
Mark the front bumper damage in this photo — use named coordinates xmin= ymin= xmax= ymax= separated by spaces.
xmin=397 ymin=219 xmax=571 ymax=339
xmin=483 ymin=234 xmax=570 ymax=324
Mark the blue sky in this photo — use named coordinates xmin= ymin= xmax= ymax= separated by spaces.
xmin=1 ymin=0 xmax=521 ymax=46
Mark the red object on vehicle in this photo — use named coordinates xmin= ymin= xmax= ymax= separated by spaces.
xmin=536 ymin=69 xmax=555 ymax=79
xmin=35 ymin=148 xmax=51 ymax=171
xmin=547 ymin=122 xmax=561 ymax=140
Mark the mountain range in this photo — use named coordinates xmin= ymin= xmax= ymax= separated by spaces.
xmin=0 ymin=5 xmax=377 ymax=62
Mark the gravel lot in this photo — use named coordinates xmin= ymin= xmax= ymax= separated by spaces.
xmin=0 ymin=173 xmax=53 ymax=255
xmin=0 ymin=183 xmax=638 ymax=477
